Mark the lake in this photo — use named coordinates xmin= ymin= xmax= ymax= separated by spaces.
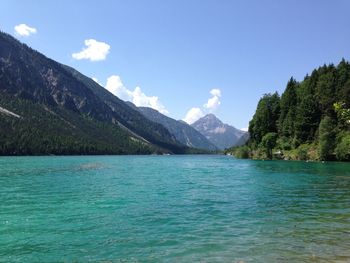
xmin=1 ymin=155 xmax=350 ymax=262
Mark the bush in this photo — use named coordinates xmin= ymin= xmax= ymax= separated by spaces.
xmin=335 ymin=134 xmax=350 ymax=161
xmin=277 ymin=137 xmax=292 ymax=150
xmin=296 ymin=144 xmax=309 ymax=160
xmin=318 ymin=116 xmax=336 ymax=160
xmin=261 ymin=132 xmax=278 ymax=159
xmin=234 ymin=145 xmax=250 ymax=159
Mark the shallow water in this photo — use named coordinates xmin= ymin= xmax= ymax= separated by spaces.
xmin=1 ymin=155 xmax=350 ymax=262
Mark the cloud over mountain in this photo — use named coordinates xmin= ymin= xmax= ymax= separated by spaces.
xmin=72 ymin=39 xmax=110 ymax=61
xmin=105 ymin=75 xmax=169 ymax=114
xmin=204 ymin=88 xmax=221 ymax=111
xmin=14 ymin=24 xmax=37 ymax=36
xmin=183 ymin=107 xmax=204 ymax=124
xmin=183 ymin=89 xmax=222 ymax=124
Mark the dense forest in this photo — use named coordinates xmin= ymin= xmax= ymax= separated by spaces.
xmin=228 ymin=59 xmax=350 ymax=161
xmin=0 ymin=92 xmax=158 ymax=155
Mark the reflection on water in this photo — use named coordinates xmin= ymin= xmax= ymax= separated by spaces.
xmin=76 ymin=162 xmax=105 ymax=171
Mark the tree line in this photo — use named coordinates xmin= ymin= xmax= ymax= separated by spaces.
xmin=228 ymin=59 xmax=350 ymax=161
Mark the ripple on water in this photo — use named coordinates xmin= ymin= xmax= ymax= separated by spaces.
xmin=0 ymin=155 xmax=350 ymax=262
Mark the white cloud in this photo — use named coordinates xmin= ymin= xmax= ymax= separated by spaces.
xmin=183 ymin=88 xmax=222 ymax=124
xmin=204 ymin=88 xmax=221 ymax=111
xmin=183 ymin=107 xmax=204 ymax=124
xmin=105 ymin=75 xmax=169 ymax=115
xmin=14 ymin=24 xmax=37 ymax=36
xmin=72 ymin=39 xmax=110 ymax=61
xmin=105 ymin=75 xmax=132 ymax=100
xmin=131 ymin=87 xmax=169 ymax=114
xmin=210 ymin=88 xmax=221 ymax=97
xmin=204 ymin=96 xmax=220 ymax=110
xmin=241 ymin=127 xmax=248 ymax=132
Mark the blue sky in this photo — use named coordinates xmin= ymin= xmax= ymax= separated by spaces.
xmin=1 ymin=0 xmax=350 ymax=129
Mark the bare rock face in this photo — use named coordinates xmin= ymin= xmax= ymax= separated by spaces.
xmin=191 ymin=114 xmax=249 ymax=150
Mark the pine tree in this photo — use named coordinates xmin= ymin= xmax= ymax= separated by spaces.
xmin=294 ymin=94 xmax=321 ymax=144
xmin=249 ymin=92 xmax=280 ymax=145
xmin=318 ymin=116 xmax=336 ymax=160
xmin=278 ymin=77 xmax=298 ymax=139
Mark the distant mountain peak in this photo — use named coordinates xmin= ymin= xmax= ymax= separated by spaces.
xmin=191 ymin=114 xmax=248 ymax=150
xmin=137 ymin=106 xmax=217 ymax=151
xmin=192 ymin=114 xmax=224 ymax=133
xmin=204 ymin=113 xmax=216 ymax=118
xmin=202 ymin=113 xmax=221 ymax=121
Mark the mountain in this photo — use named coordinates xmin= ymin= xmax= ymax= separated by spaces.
xmin=191 ymin=114 xmax=248 ymax=150
xmin=0 ymin=30 xmax=188 ymax=155
xmin=234 ymin=132 xmax=250 ymax=148
xmin=135 ymin=106 xmax=217 ymax=151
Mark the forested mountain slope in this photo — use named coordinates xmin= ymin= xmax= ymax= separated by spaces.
xmin=0 ymin=31 xmax=188 ymax=155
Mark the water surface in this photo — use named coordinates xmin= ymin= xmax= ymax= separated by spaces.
xmin=1 ymin=155 xmax=350 ymax=262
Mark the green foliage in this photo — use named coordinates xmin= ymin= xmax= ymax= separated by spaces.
xmin=335 ymin=133 xmax=350 ymax=161
xmin=296 ymin=144 xmax=310 ymax=161
xmin=334 ymin=102 xmax=350 ymax=126
xmin=318 ymin=116 xmax=336 ymax=160
xmin=249 ymin=93 xmax=280 ymax=145
xmin=261 ymin=132 xmax=278 ymax=159
xmin=276 ymin=137 xmax=291 ymax=150
xmin=247 ymin=60 xmax=350 ymax=161
xmin=0 ymin=93 xmax=160 ymax=155
xmin=294 ymin=94 xmax=320 ymax=144
xmin=315 ymin=65 xmax=337 ymax=114
xmin=232 ymin=145 xmax=251 ymax=159
xmin=278 ymin=78 xmax=298 ymax=138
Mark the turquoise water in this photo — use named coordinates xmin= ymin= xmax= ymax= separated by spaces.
xmin=1 ymin=155 xmax=350 ymax=262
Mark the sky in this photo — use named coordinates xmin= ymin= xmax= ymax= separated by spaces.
xmin=1 ymin=0 xmax=350 ymax=130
